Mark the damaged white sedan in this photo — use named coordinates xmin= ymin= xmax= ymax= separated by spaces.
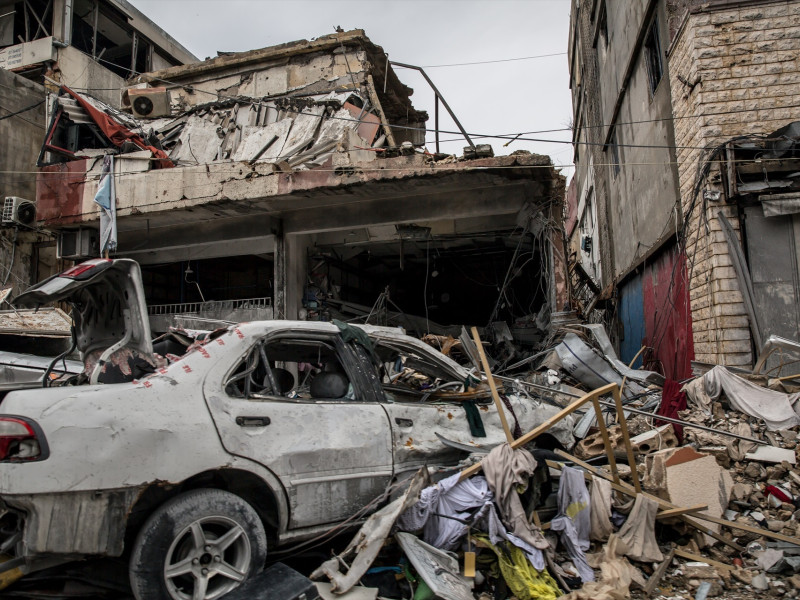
xmin=0 ymin=258 xmax=573 ymax=600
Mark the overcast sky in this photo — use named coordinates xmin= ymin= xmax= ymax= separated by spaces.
xmin=128 ymin=0 xmax=574 ymax=176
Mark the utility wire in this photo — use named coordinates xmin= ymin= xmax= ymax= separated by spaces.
xmin=419 ymin=52 xmax=567 ymax=68
xmin=84 ymin=55 xmax=800 ymax=153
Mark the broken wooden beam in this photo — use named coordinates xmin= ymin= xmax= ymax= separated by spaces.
xmin=470 ymin=327 xmax=513 ymax=445
xmin=458 ymin=382 xmax=619 ymax=481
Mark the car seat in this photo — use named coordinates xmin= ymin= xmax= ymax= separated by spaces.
xmin=310 ymin=372 xmax=349 ymax=399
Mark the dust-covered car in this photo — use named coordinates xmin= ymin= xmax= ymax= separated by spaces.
xmin=0 ymin=259 xmax=573 ymax=600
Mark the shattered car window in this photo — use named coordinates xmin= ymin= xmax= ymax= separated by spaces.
xmin=375 ymin=341 xmax=468 ymax=403
xmin=225 ymin=336 xmax=354 ymax=401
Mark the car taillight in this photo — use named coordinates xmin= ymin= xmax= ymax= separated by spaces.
xmin=60 ymin=258 xmax=112 ymax=280
xmin=0 ymin=417 xmax=47 ymax=462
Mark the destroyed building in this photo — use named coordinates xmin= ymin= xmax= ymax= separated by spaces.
xmin=0 ymin=0 xmax=197 ymax=290
xmin=32 ymin=29 xmax=567 ymax=338
xmin=567 ymin=0 xmax=800 ymax=378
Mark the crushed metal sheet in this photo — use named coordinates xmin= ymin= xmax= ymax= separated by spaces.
xmin=395 ymin=531 xmax=474 ymax=600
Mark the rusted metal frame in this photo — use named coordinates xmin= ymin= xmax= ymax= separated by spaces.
xmin=470 ymin=327 xmax=514 ymax=444
xmin=389 ymin=61 xmax=475 ymax=149
xmin=458 ymin=382 xmax=620 ymax=481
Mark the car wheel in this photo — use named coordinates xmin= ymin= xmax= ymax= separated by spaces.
xmin=129 ymin=488 xmax=267 ymax=600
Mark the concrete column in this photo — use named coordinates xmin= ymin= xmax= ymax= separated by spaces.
xmin=274 ymin=222 xmax=286 ymax=319
xmin=285 ymin=234 xmax=312 ymax=320
xmin=51 ymin=0 xmax=72 ymax=44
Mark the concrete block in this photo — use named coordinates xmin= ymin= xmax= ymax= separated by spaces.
xmin=630 ymin=424 xmax=679 ymax=455
xmin=644 ymin=447 xmax=734 ymax=546
xmin=745 ymin=445 xmax=797 ymax=465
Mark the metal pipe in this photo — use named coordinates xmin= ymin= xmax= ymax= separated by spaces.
xmin=498 ymin=375 xmax=768 ymax=446
xmin=435 ymin=96 xmax=440 ymax=153
xmin=389 ymin=60 xmax=475 ymax=148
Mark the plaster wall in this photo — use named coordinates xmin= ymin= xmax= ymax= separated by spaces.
xmin=55 ymin=45 xmax=125 ymax=108
xmin=604 ymin=3 xmax=681 ymax=277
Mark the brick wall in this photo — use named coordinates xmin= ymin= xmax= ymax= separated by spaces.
xmin=668 ymin=0 xmax=800 ymax=366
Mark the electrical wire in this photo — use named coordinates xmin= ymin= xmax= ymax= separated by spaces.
xmin=418 ymin=52 xmax=567 ymax=68
xmin=82 ymin=52 xmax=800 ymax=153
xmin=0 ymin=99 xmax=45 ymax=121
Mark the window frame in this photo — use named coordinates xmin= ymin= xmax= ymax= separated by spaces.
xmin=644 ymin=16 xmax=663 ymax=96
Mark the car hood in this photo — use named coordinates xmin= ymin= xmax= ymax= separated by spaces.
xmin=14 ymin=259 xmax=153 ymax=362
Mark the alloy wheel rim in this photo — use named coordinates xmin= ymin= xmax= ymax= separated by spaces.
xmin=163 ymin=515 xmax=251 ymax=600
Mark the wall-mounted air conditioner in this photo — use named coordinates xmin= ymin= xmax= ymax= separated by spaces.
xmin=129 ymin=87 xmax=171 ymax=119
xmin=1 ymin=197 xmax=36 ymax=226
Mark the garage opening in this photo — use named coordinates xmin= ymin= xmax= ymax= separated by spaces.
xmin=305 ymin=228 xmax=552 ymax=340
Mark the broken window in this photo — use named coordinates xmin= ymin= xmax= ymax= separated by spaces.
xmin=644 ymin=17 xmax=663 ymax=95
xmin=69 ymin=0 xmax=153 ymax=76
xmin=374 ymin=340 xmax=469 ymax=403
xmin=225 ymin=335 xmax=355 ymax=401
xmin=0 ymin=0 xmax=52 ymax=48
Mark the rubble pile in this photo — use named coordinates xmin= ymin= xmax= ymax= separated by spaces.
xmin=306 ymin=324 xmax=800 ymax=600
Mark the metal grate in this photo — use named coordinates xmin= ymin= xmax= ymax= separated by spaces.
xmin=148 ymin=297 xmax=272 ymax=316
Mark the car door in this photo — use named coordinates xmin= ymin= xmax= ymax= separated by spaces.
xmin=365 ymin=336 xmax=515 ymax=475
xmin=203 ymin=329 xmax=393 ymax=529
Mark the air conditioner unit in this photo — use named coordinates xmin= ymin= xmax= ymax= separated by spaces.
xmin=2 ymin=197 xmax=36 ymax=226
xmin=129 ymin=87 xmax=171 ymax=119
xmin=58 ymin=229 xmax=99 ymax=260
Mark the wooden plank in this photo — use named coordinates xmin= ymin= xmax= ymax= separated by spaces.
xmin=458 ymin=383 xmax=619 ymax=481
xmin=673 ymin=548 xmax=735 ymax=572
xmin=644 ymin=548 xmax=674 ymax=597
xmin=554 ymin=449 xmax=800 ymax=548
xmin=547 ymin=455 xmax=744 ymax=552
xmin=365 ymin=73 xmax=397 ymax=147
xmin=611 ymin=384 xmax=642 ymax=493
xmin=471 ymin=327 xmax=514 ymax=445
xmin=591 ymin=396 xmax=621 ymax=485
xmin=657 ymin=505 xmax=708 ymax=519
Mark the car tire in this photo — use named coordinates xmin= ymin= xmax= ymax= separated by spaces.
xmin=129 ymin=488 xmax=267 ymax=600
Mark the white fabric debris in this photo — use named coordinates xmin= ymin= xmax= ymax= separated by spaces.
xmin=396 ymin=472 xmax=492 ymax=550
xmin=683 ymin=365 xmax=800 ymax=430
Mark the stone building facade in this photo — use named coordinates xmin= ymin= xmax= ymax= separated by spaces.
xmin=568 ymin=0 xmax=800 ymax=377
xmin=668 ymin=0 xmax=800 ymax=367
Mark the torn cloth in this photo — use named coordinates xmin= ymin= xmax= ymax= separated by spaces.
xmin=615 ymin=494 xmax=663 ymax=563
xmin=656 ymin=379 xmax=687 ymax=442
xmin=93 ymin=154 xmax=117 ymax=254
xmin=474 ymin=534 xmax=561 ymax=600
xmin=481 ymin=443 xmax=549 ymax=550
xmin=683 ymin=365 xmax=800 ymax=430
xmin=589 ymin=475 xmax=614 ymax=542
xmin=550 ymin=466 xmax=594 ymax=582
xmin=396 ymin=472 xmax=492 ymax=550
xmin=562 ymin=534 xmax=644 ymax=600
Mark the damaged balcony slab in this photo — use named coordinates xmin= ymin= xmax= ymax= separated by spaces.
xmin=36 ymin=153 xmax=559 ymax=237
